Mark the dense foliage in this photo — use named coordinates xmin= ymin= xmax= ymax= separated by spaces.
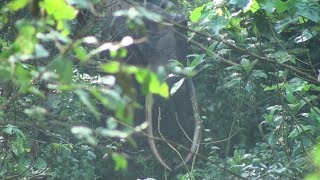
xmin=0 ymin=0 xmax=319 ymax=179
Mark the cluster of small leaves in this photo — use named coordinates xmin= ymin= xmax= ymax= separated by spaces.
xmin=193 ymin=142 xmax=311 ymax=179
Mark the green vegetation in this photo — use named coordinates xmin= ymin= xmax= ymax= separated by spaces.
xmin=0 ymin=0 xmax=319 ymax=179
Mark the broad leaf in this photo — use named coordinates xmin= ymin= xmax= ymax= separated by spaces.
xmin=50 ymin=57 xmax=73 ymax=84
xmin=190 ymin=6 xmax=204 ymax=23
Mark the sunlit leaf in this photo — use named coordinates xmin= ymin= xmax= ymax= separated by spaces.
xmin=112 ymin=153 xmax=128 ymax=172
xmin=74 ymin=45 xmax=89 ymax=62
xmin=42 ymin=0 xmax=78 ymax=20
xmin=100 ymin=61 xmax=121 ymax=74
xmin=6 ymin=0 xmax=29 ymax=11
xmin=134 ymin=69 xmax=169 ymax=98
xmin=244 ymin=0 xmax=260 ymax=13
xmin=170 ymin=78 xmax=185 ymax=96
xmin=190 ymin=6 xmax=204 ymax=23
xmin=294 ymin=29 xmax=317 ymax=43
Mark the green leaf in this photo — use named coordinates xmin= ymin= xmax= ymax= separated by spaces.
xmin=42 ymin=0 xmax=78 ymax=20
xmin=310 ymin=145 xmax=320 ymax=167
xmin=294 ymin=29 xmax=317 ymax=43
xmin=14 ymin=23 xmax=37 ymax=54
xmin=204 ymin=14 xmax=229 ymax=34
xmin=245 ymin=0 xmax=260 ymax=13
xmin=233 ymin=149 xmax=242 ymax=164
xmin=268 ymin=133 xmax=277 ymax=147
xmin=252 ymin=70 xmax=267 ymax=79
xmin=134 ymin=70 xmax=169 ymax=98
xmin=50 ymin=57 xmax=73 ymax=84
xmin=189 ymin=54 xmax=206 ymax=67
xmin=273 ymin=51 xmax=295 ymax=64
xmin=223 ymin=77 xmax=241 ymax=89
xmin=15 ymin=63 xmax=33 ymax=93
xmin=305 ymin=173 xmax=320 ymax=180
xmin=74 ymin=45 xmax=89 ymax=62
xmin=112 ymin=153 xmax=128 ymax=172
xmin=100 ymin=61 xmax=121 ymax=74
xmin=240 ymin=58 xmax=255 ymax=74
xmin=274 ymin=17 xmax=298 ymax=33
xmin=0 ymin=63 xmax=12 ymax=81
xmin=89 ymin=88 xmax=110 ymax=109
xmin=285 ymin=89 xmax=297 ymax=104
xmin=76 ymin=90 xmax=100 ymax=120
xmin=3 ymin=124 xmax=25 ymax=139
xmin=118 ymin=48 xmax=128 ymax=58
xmin=264 ymin=105 xmax=282 ymax=124
xmin=6 ymin=0 xmax=29 ymax=11
xmin=34 ymin=158 xmax=47 ymax=170
xmin=288 ymin=125 xmax=315 ymax=139
xmin=260 ymin=0 xmax=287 ymax=14
xmin=295 ymin=1 xmax=320 ymax=22
xmin=190 ymin=6 xmax=204 ymax=23
xmin=287 ymin=78 xmax=309 ymax=92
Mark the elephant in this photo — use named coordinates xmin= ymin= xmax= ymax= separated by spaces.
xmin=89 ymin=0 xmax=202 ymax=171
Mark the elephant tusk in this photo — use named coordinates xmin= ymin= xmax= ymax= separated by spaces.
xmin=174 ymin=79 xmax=201 ymax=170
xmin=145 ymin=94 xmax=173 ymax=171
xmin=144 ymin=79 xmax=201 ymax=171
